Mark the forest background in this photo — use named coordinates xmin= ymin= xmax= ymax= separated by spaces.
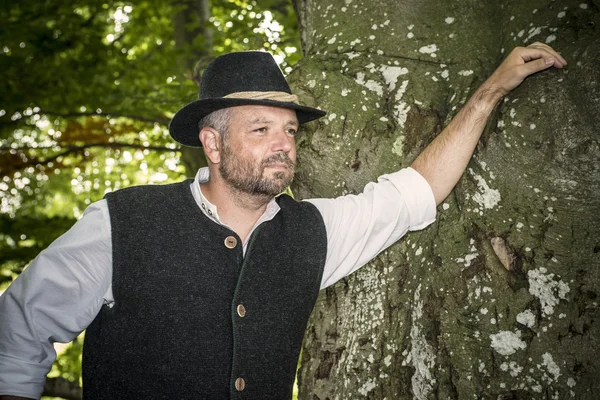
xmin=1 ymin=0 xmax=301 ymax=398
xmin=1 ymin=0 xmax=599 ymax=399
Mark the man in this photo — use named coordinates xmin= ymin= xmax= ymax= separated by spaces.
xmin=0 ymin=45 xmax=566 ymax=399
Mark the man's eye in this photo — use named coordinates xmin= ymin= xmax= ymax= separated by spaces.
xmin=287 ymin=129 xmax=297 ymax=136
xmin=255 ymin=127 xmax=267 ymax=133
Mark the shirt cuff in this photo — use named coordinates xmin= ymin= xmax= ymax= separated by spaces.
xmin=377 ymin=167 xmax=437 ymax=230
xmin=0 ymin=353 xmax=47 ymax=399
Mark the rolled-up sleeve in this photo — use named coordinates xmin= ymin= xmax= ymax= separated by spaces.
xmin=0 ymin=201 xmax=113 ymax=398
xmin=306 ymin=167 xmax=436 ymax=289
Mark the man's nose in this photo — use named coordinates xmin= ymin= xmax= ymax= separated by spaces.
xmin=271 ymin=128 xmax=294 ymax=153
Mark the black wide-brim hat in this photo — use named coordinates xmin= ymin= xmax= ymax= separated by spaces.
xmin=169 ymin=51 xmax=326 ymax=147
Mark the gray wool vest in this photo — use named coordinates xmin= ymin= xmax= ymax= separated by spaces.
xmin=81 ymin=180 xmax=327 ymax=399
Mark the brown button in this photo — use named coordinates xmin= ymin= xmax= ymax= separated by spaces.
xmin=224 ymin=236 xmax=237 ymax=249
xmin=237 ymin=304 xmax=246 ymax=318
xmin=235 ymin=377 xmax=245 ymax=391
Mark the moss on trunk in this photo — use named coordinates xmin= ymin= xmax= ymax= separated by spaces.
xmin=291 ymin=0 xmax=600 ymax=398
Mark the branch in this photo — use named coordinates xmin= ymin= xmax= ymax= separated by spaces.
xmin=0 ymin=142 xmax=180 ymax=175
xmin=37 ymin=109 xmax=171 ymax=126
xmin=1 ymin=142 xmax=179 ymax=152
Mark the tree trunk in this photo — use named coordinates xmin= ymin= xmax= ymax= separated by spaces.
xmin=290 ymin=0 xmax=599 ymax=398
xmin=173 ymin=0 xmax=212 ymax=175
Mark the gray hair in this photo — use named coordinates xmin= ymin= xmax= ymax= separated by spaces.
xmin=198 ymin=108 xmax=232 ymax=140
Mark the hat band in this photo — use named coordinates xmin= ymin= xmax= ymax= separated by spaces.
xmin=223 ymin=91 xmax=299 ymax=104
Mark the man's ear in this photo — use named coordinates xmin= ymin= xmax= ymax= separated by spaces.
xmin=199 ymin=127 xmax=222 ymax=164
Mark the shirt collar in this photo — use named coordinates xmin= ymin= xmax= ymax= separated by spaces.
xmin=189 ymin=167 xmax=281 ymax=230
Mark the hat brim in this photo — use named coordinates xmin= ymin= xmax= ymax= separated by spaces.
xmin=169 ymin=98 xmax=327 ymax=147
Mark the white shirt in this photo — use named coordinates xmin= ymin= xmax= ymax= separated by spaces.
xmin=0 ymin=167 xmax=436 ymax=398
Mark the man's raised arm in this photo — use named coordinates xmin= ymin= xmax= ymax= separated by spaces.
xmin=411 ymin=42 xmax=567 ymax=205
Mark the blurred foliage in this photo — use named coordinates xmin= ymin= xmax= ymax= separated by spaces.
xmin=0 ymin=0 xmax=300 ymax=396
xmin=0 ymin=0 xmax=301 ymax=277
xmin=49 ymin=334 xmax=85 ymax=384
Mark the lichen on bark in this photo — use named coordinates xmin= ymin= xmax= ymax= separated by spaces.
xmin=292 ymin=0 xmax=600 ymax=398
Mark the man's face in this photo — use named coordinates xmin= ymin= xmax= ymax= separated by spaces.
xmin=219 ymin=105 xmax=298 ymax=197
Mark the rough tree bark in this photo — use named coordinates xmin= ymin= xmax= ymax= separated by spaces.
xmin=289 ymin=0 xmax=599 ymax=398
xmin=173 ymin=0 xmax=211 ymax=175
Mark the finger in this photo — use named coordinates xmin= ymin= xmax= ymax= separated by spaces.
xmin=526 ymin=48 xmax=566 ymax=67
xmin=536 ymin=42 xmax=567 ymax=66
xmin=518 ymin=47 xmax=565 ymax=68
xmin=519 ymin=55 xmax=556 ymax=77
xmin=527 ymin=42 xmax=567 ymax=65
xmin=524 ymin=45 xmax=566 ymax=66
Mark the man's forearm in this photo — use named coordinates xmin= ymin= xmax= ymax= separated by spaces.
xmin=410 ymin=43 xmax=566 ymax=205
xmin=411 ymin=84 xmax=502 ymax=205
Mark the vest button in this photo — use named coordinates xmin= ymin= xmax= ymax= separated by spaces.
xmin=237 ymin=304 xmax=246 ymax=318
xmin=235 ymin=377 xmax=245 ymax=391
xmin=224 ymin=236 xmax=237 ymax=249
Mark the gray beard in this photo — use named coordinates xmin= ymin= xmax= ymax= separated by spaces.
xmin=219 ymin=148 xmax=295 ymax=197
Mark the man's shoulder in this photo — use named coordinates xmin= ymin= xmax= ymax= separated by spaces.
xmin=104 ymin=179 xmax=196 ymax=214
xmin=105 ymin=179 xmax=194 ymax=200
xmin=276 ymin=193 xmax=324 ymax=224
xmin=277 ymin=193 xmax=313 ymax=210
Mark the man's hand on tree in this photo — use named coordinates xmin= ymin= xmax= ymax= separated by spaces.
xmin=411 ymin=43 xmax=566 ymax=205
xmin=483 ymin=42 xmax=567 ymax=99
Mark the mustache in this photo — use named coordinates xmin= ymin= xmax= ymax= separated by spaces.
xmin=262 ymin=153 xmax=295 ymax=169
